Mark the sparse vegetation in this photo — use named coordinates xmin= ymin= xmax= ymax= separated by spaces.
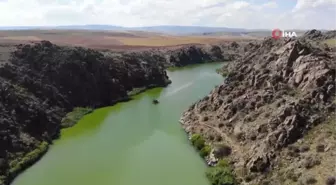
xmin=323 ymin=39 xmax=336 ymax=47
xmin=127 ymin=87 xmax=147 ymax=96
xmin=191 ymin=134 xmax=206 ymax=150
xmin=9 ymin=141 xmax=49 ymax=177
xmin=303 ymin=155 xmax=321 ymax=169
xmin=61 ymin=107 xmax=93 ymax=128
xmin=200 ymin=145 xmax=212 ymax=158
xmin=216 ymin=68 xmax=230 ymax=77
xmin=299 ymin=176 xmax=317 ymax=185
xmin=190 ymin=134 xmax=212 ymax=158
xmin=206 ymin=159 xmax=237 ymax=185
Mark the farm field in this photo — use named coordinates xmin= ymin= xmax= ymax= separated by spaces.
xmin=0 ymin=30 xmax=256 ymax=51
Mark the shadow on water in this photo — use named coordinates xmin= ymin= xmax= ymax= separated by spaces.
xmin=12 ymin=62 xmax=224 ymax=185
xmin=57 ymin=104 xmax=122 ymax=142
xmin=58 ymin=87 xmax=164 ymax=143
xmin=167 ymin=62 xmax=223 ymax=72
xmin=85 ymin=87 xmax=167 ymax=152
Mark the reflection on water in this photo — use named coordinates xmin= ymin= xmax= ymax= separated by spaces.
xmin=164 ymin=82 xmax=194 ymax=97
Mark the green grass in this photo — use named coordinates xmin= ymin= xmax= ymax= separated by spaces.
xmin=61 ymin=107 xmax=93 ymax=128
xmin=9 ymin=141 xmax=49 ymax=177
xmin=323 ymin=38 xmax=336 ymax=47
xmin=206 ymin=159 xmax=237 ymax=185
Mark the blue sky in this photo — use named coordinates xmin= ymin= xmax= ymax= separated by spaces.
xmin=0 ymin=0 xmax=335 ymax=29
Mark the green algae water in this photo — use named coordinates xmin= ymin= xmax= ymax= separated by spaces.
xmin=12 ymin=63 xmax=224 ymax=185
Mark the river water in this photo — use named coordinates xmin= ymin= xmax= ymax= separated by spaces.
xmin=12 ymin=62 xmax=224 ymax=185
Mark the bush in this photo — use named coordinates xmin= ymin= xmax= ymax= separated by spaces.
xmin=217 ymin=159 xmax=230 ymax=168
xmin=190 ymin=134 xmax=211 ymax=157
xmin=206 ymin=163 xmax=236 ymax=185
xmin=200 ymin=145 xmax=211 ymax=158
xmin=191 ymin=134 xmax=201 ymax=144
xmin=206 ymin=159 xmax=236 ymax=185
xmin=191 ymin=134 xmax=206 ymax=150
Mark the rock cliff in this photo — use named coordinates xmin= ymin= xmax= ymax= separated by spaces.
xmin=180 ymin=30 xmax=336 ymax=185
xmin=115 ymin=42 xmax=246 ymax=68
xmin=0 ymin=40 xmax=241 ymax=184
xmin=0 ymin=40 xmax=173 ymax=184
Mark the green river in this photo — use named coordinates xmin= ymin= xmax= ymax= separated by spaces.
xmin=12 ymin=62 xmax=224 ymax=185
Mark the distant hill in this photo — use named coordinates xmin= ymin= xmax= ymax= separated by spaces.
xmin=0 ymin=25 xmax=247 ymax=35
xmin=1 ymin=25 xmax=324 ymax=36
xmin=129 ymin=26 xmax=247 ymax=35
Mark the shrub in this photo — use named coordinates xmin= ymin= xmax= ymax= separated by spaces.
xmin=191 ymin=134 xmax=206 ymax=150
xmin=206 ymin=160 xmax=236 ymax=185
xmin=206 ymin=159 xmax=236 ymax=185
xmin=194 ymin=138 xmax=205 ymax=150
xmin=191 ymin=134 xmax=201 ymax=144
xmin=200 ymin=145 xmax=211 ymax=158
xmin=217 ymin=159 xmax=230 ymax=168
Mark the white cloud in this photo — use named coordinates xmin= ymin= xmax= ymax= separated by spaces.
xmin=0 ymin=0 xmax=335 ymax=29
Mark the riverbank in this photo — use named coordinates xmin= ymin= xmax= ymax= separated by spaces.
xmin=11 ymin=62 xmax=225 ymax=185
xmin=180 ymin=116 xmax=238 ymax=185
xmin=0 ymin=40 xmax=174 ymax=185
xmin=0 ymin=39 xmax=237 ymax=185
xmin=179 ymin=30 xmax=336 ymax=185
xmin=6 ymin=80 xmax=176 ymax=183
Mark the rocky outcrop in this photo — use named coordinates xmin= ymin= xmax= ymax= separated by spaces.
xmin=118 ymin=42 xmax=246 ymax=68
xmin=180 ymin=31 xmax=336 ymax=185
xmin=0 ymin=41 xmax=172 ymax=185
xmin=302 ymin=30 xmax=336 ymax=41
xmin=165 ymin=43 xmax=245 ymax=66
xmin=0 ymin=39 xmax=246 ymax=184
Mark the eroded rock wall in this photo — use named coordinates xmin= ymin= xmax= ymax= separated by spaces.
xmin=0 ymin=41 xmax=171 ymax=184
xmin=180 ymin=30 xmax=336 ymax=185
